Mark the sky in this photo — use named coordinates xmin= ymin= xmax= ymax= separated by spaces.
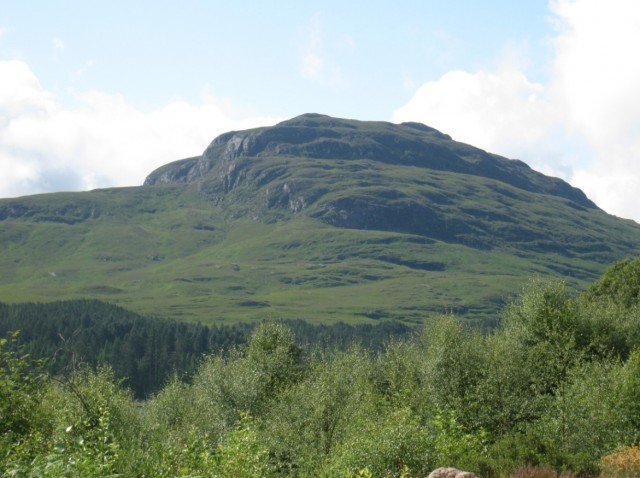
xmin=1 ymin=1 xmax=640 ymax=221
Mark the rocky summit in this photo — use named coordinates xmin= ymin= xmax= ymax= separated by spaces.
xmin=1 ymin=114 xmax=639 ymax=323
xmin=144 ymin=114 xmax=599 ymax=252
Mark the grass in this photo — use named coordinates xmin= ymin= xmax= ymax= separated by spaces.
xmin=0 ymin=198 xmax=623 ymax=326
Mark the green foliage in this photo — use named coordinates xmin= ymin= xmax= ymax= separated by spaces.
xmin=2 ymin=366 xmax=142 ymax=477
xmin=431 ymin=410 xmax=488 ymax=470
xmin=259 ymin=349 xmax=376 ymax=475
xmin=349 ymin=468 xmax=374 ymax=478
xmin=586 ymin=257 xmax=640 ymax=307
xmin=618 ymin=349 xmax=640 ymax=442
xmin=0 ymin=331 xmax=48 ymax=473
xmin=503 ymin=280 xmax=583 ymax=397
xmin=247 ymin=322 xmax=304 ymax=402
xmin=417 ymin=317 xmax=487 ymax=429
xmin=0 ymin=300 xmax=412 ymax=397
xmin=5 ymin=264 xmax=640 ymax=476
xmin=329 ymin=407 xmax=432 ymax=477
xmin=212 ymin=414 xmax=275 ymax=478
xmin=533 ymin=360 xmax=628 ymax=474
xmin=0 ymin=332 xmax=44 ymax=439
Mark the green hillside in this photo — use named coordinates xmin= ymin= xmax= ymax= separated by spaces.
xmin=1 ymin=114 xmax=639 ymax=325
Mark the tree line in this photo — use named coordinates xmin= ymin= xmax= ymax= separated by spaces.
xmin=0 ymin=300 xmax=412 ymax=397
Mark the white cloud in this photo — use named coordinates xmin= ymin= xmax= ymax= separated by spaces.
xmin=393 ymin=0 xmax=640 ymax=221
xmin=299 ymin=14 xmax=324 ymax=80
xmin=74 ymin=59 xmax=95 ymax=77
xmin=52 ymin=37 xmax=64 ymax=60
xmin=551 ymin=0 xmax=640 ymax=218
xmin=0 ymin=60 xmax=55 ymax=121
xmin=298 ymin=13 xmax=348 ymax=87
xmin=393 ymin=69 xmax=554 ymax=159
xmin=0 ymin=60 xmax=279 ymax=198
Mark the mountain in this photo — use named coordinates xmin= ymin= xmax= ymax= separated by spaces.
xmin=1 ymin=114 xmax=639 ymax=325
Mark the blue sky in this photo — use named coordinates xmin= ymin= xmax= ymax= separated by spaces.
xmin=1 ymin=1 xmax=640 ymax=220
xmin=1 ymin=1 xmax=551 ymax=117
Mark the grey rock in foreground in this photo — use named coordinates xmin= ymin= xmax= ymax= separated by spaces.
xmin=427 ymin=467 xmax=478 ymax=478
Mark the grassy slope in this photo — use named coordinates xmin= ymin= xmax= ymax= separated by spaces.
xmin=1 ymin=179 xmax=634 ymax=326
xmin=2 ymin=115 xmax=640 ymax=326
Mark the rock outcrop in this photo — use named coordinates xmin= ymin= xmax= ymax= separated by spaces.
xmin=144 ymin=113 xmax=595 ymax=209
xmin=427 ymin=467 xmax=478 ymax=478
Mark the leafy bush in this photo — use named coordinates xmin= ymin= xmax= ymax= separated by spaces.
xmin=585 ymin=258 xmax=640 ymax=308
xmin=328 ymin=407 xmax=433 ymax=477
xmin=600 ymin=445 xmax=640 ymax=478
xmin=509 ymin=464 xmax=575 ymax=478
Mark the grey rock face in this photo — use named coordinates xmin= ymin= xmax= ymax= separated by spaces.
xmin=143 ymin=156 xmax=200 ymax=185
xmin=427 ymin=467 xmax=478 ymax=478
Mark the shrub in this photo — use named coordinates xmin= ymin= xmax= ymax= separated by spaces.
xmin=0 ymin=331 xmax=45 ymax=439
xmin=509 ymin=465 xmax=575 ymax=478
xmin=585 ymin=258 xmax=640 ymax=308
xmin=431 ymin=409 xmax=489 ymax=473
xmin=600 ymin=445 xmax=640 ymax=478
xmin=328 ymin=407 xmax=433 ymax=477
xmin=212 ymin=414 xmax=274 ymax=478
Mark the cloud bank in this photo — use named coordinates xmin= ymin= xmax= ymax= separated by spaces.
xmin=394 ymin=0 xmax=640 ymax=221
xmin=0 ymin=60 xmax=278 ymax=198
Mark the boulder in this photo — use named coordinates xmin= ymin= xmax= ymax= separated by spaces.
xmin=427 ymin=467 xmax=478 ymax=478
